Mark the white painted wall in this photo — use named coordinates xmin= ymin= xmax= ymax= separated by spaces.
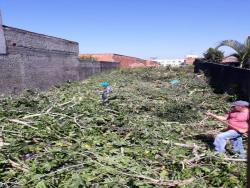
xmin=0 ymin=11 xmax=6 ymax=54
xmin=155 ymin=59 xmax=185 ymax=67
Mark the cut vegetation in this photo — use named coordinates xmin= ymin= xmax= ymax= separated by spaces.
xmin=0 ymin=67 xmax=246 ymax=187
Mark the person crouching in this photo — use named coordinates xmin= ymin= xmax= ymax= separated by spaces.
xmin=206 ymin=100 xmax=249 ymax=159
xmin=100 ymin=82 xmax=112 ymax=104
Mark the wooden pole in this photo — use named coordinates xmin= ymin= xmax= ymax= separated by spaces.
xmin=248 ymin=109 xmax=250 ymax=187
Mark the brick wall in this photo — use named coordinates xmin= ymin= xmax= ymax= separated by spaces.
xmin=100 ymin=61 xmax=120 ymax=72
xmin=112 ymin=54 xmax=145 ymax=68
xmin=144 ymin=60 xmax=159 ymax=67
xmin=185 ymin=57 xmax=196 ymax=65
xmin=80 ymin=53 xmax=158 ymax=68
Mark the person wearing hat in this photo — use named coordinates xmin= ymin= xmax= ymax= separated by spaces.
xmin=100 ymin=82 xmax=112 ymax=104
xmin=205 ymin=100 xmax=249 ymax=158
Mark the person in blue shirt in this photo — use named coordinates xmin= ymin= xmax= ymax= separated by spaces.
xmin=100 ymin=82 xmax=113 ymax=103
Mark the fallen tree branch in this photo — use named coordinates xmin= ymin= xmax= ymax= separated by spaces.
xmin=183 ymin=154 xmax=206 ymax=165
xmin=8 ymin=119 xmax=38 ymax=129
xmin=120 ymin=171 xmax=194 ymax=186
xmin=33 ymin=163 xmax=86 ymax=181
xmin=58 ymin=99 xmax=74 ymax=107
xmin=164 ymin=141 xmax=206 ymax=166
xmin=163 ymin=141 xmax=199 ymax=149
xmin=9 ymin=160 xmax=29 ymax=172
xmin=188 ymin=89 xmax=208 ymax=96
xmin=198 ymin=116 xmax=209 ymax=125
xmin=82 ymin=151 xmax=194 ymax=187
xmin=22 ymin=113 xmax=44 ymax=119
xmin=73 ymin=115 xmax=85 ymax=129
xmin=0 ymin=141 xmax=10 ymax=148
xmin=223 ymin=157 xmax=247 ymax=162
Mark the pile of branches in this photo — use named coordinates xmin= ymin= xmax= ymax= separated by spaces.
xmin=0 ymin=66 xmax=246 ymax=187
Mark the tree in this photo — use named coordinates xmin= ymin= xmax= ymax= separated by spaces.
xmin=216 ymin=36 xmax=250 ymax=68
xmin=203 ymin=48 xmax=224 ymax=63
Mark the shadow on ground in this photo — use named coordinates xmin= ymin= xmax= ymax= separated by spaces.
xmin=194 ymin=134 xmax=215 ymax=149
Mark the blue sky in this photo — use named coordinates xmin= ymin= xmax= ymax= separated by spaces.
xmin=1 ymin=0 xmax=250 ymax=59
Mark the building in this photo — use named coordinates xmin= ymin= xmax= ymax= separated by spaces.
xmin=80 ymin=53 xmax=159 ymax=68
xmin=185 ymin=55 xmax=199 ymax=65
xmin=222 ymin=55 xmax=239 ymax=63
xmin=154 ymin=58 xmax=185 ymax=67
xmin=222 ymin=55 xmax=250 ymax=67
xmin=154 ymin=54 xmax=199 ymax=67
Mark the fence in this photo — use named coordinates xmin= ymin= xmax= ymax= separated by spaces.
xmin=194 ymin=60 xmax=250 ymax=102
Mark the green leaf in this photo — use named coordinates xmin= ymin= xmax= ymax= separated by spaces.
xmin=35 ymin=181 xmax=47 ymax=188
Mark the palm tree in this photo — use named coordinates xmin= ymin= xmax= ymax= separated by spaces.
xmin=216 ymin=36 xmax=250 ymax=68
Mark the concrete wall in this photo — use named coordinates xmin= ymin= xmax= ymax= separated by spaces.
xmin=0 ymin=25 xmax=119 ymax=95
xmin=4 ymin=26 xmax=78 ymax=54
xmin=100 ymin=61 xmax=120 ymax=72
xmin=0 ymin=25 xmax=80 ymax=95
xmin=78 ymin=60 xmax=119 ymax=80
xmin=194 ymin=60 xmax=250 ymax=102
xmin=78 ymin=60 xmax=101 ymax=80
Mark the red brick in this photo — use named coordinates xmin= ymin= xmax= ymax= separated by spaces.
xmin=80 ymin=53 xmax=159 ymax=68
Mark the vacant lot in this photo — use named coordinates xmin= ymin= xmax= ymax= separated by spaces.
xmin=0 ymin=67 xmax=246 ymax=187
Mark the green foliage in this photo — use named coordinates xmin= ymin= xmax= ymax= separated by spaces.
xmin=203 ymin=48 xmax=224 ymax=63
xmin=156 ymin=102 xmax=200 ymax=123
xmin=0 ymin=67 xmax=246 ymax=187
xmin=216 ymin=36 xmax=250 ymax=68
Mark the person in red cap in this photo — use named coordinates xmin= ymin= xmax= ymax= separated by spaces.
xmin=206 ymin=100 xmax=249 ymax=158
